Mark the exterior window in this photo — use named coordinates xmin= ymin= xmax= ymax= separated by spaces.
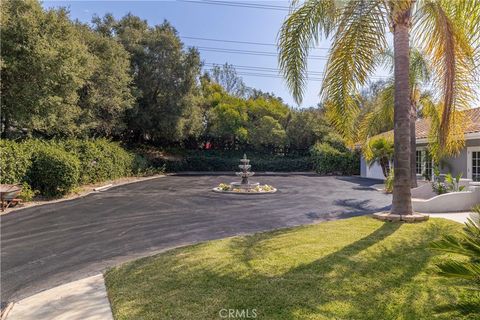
xmin=473 ymin=151 xmax=480 ymax=182
xmin=415 ymin=150 xmax=422 ymax=174
xmin=424 ymin=152 xmax=433 ymax=180
xmin=415 ymin=149 xmax=433 ymax=180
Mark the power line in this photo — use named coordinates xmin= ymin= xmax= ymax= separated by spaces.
xmin=204 ymin=67 xmax=321 ymax=80
xmin=196 ymin=46 xmax=329 ymax=59
xmin=178 ymin=0 xmax=290 ymax=11
xmin=204 ymin=63 xmax=323 ymax=75
xmin=204 ymin=67 xmax=389 ymax=82
xmin=181 ymin=35 xmax=330 ymax=50
xmin=203 ymin=63 xmax=390 ymax=80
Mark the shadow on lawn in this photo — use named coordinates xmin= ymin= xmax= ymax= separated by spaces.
xmin=107 ymin=221 xmax=460 ymax=320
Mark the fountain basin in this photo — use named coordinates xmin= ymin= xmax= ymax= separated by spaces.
xmin=213 ymin=183 xmax=277 ymax=194
xmin=230 ymin=181 xmax=260 ymax=189
xmin=213 ymin=153 xmax=277 ymax=194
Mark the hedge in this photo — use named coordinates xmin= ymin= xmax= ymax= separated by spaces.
xmin=0 ymin=140 xmax=32 ymax=184
xmin=151 ymin=148 xmax=356 ymax=174
xmin=0 ymin=139 xmax=148 ymax=197
xmin=311 ymin=142 xmax=360 ymax=175
xmin=61 ymin=139 xmax=137 ymax=184
xmin=0 ymin=139 xmax=360 ymax=198
xmin=147 ymin=151 xmax=313 ymax=172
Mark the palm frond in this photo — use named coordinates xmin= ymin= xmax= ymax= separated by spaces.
xmin=414 ymin=0 xmax=477 ymax=147
xmin=422 ymin=99 xmax=468 ymax=162
xmin=278 ymin=0 xmax=338 ymax=104
xmin=409 ymin=48 xmax=432 ymax=85
xmin=431 ymin=206 xmax=480 ymax=289
xmin=358 ymin=81 xmax=395 ymax=141
xmin=321 ymin=0 xmax=387 ymax=143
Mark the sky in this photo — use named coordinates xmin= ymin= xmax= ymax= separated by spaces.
xmin=41 ymin=1 xmax=478 ymax=109
xmin=42 ymin=0 xmax=387 ymax=108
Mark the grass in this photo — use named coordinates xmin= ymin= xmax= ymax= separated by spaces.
xmin=105 ymin=217 xmax=469 ymax=320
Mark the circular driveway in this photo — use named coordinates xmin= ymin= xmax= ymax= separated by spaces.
xmin=1 ymin=174 xmax=391 ymax=303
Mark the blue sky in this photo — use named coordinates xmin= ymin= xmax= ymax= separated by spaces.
xmin=41 ymin=1 xmax=393 ymax=108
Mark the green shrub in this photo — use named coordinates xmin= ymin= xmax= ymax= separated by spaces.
xmin=1 ymin=139 xmax=156 ymax=197
xmin=0 ymin=140 xmax=32 ymax=184
xmin=28 ymin=147 xmax=81 ymax=197
xmin=0 ymin=139 xmax=57 ymax=184
xmin=18 ymin=182 xmax=38 ymax=201
xmin=430 ymin=205 xmax=480 ymax=316
xmin=152 ymin=150 xmax=312 ymax=172
xmin=61 ymin=139 xmax=135 ymax=184
xmin=311 ymin=142 xmax=360 ymax=175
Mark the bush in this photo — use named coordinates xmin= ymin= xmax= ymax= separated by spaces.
xmin=311 ymin=142 xmax=360 ymax=175
xmin=430 ymin=205 xmax=480 ymax=316
xmin=0 ymin=140 xmax=32 ymax=184
xmin=150 ymin=150 xmax=313 ymax=172
xmin=27 ymin=147 xmax=81 ymax=197
xmin=61 ymin=139 xmax=135 ymax=184
xmin=18 ymin=182 xmax=38 ymax=201
xmin=1 ymin=139 xmax=157 ymax=197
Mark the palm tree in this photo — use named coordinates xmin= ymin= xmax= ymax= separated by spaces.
xmin=279 ymin=0 xmax=479 ymax=215
xmin=360 ymin=48 xmax=432 ymax=187
xmin=363 ymin=136 xmax=394 ymax=178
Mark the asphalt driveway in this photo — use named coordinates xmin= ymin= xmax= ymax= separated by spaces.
xmin=1 ymin=175 xmax=391 ymax=303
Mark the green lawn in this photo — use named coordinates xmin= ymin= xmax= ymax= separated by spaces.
xmin=105 ymin=217 xmax=468 ymax=320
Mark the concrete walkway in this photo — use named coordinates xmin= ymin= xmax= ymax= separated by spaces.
xmin=429 ymin=211 xmax=473 ymax=224
xmin=6 ymin=275 xmax=112 ymax=320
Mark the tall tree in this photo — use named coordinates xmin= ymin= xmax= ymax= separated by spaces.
xmin=94 ymin=15 xmax=202 ymax=144
xmin=285 ymin=108 xmax=330 ymax=154
xmin=76 ymin=23 xmax=134 ymax=137
xmin=279 ymin=0 xmax=479 ymax=216
xmin=208 ymin=98 xmax=248 ymax=149
xmin=1 ymin=0 xmax=93 ymax=137
xmin=359 ymin=48 xmax=432 ymax=187
xmin=210 ymin=63 xmax=248 ymax=98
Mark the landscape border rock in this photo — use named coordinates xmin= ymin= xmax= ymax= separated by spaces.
xmin=372 ymin=212 xmax=429 ymax=223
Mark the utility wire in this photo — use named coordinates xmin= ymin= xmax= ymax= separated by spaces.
xmin=204 ymin=63 xmax=325 ymax=75
xmin=181 ymin=35 xmax=330 ymax=50
xmin=204 ymin=67 xmax=389 ymax=82
xmin=178 ymin=0 xmax=290 ymax=11
xmin=203 ymin=63 xmax=390 ymax=80
xmin=196 ymin=46 xmax=329 ymax=59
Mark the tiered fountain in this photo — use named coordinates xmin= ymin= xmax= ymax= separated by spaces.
xmin=213 ymin=154 xmax=277 ymax=194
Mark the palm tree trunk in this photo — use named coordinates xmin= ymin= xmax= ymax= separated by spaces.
xmin=410 ymin=103 xmax=418 ymax=188
xmin=391 ymin=12 xmax=413 ymax=215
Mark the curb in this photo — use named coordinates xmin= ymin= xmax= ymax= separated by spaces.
xmin=0 ymin=303 xmax=13 ymax=320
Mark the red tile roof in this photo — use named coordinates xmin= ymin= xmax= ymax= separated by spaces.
xmin=371 ymin=107 xmax=480 ymax=141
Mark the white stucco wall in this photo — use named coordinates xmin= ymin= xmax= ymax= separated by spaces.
xmin=412 ymin=183 xmax=480 ymax=213
xmin=360 ymin=157 xmax=386 ymax=180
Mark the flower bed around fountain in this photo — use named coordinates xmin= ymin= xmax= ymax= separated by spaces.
xmin=212 ymin=154 xmax=277 ymax=194
xmin=213 ymin=183 xmax=277 ymax=194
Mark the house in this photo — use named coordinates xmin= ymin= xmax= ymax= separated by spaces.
xmin=360 ymin=107 xmax=480 ymax=181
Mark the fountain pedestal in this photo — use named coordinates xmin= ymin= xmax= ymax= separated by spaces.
xmin=212 ymin=154 xmax=276 ymax=194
